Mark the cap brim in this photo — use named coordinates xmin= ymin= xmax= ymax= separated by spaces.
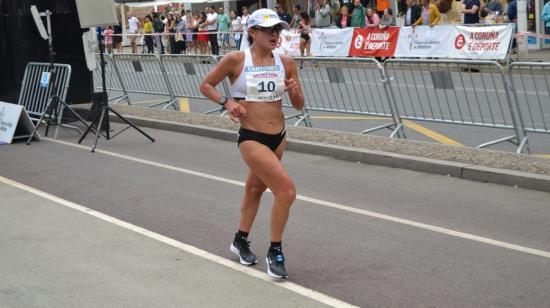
xmin=252 ymin=19 xmax=290 ymax=30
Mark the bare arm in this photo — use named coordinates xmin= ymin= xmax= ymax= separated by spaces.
xmin=200 ymin=52 xmax=247 ymax=121
xmin=281 ymin=55 xmax=304 ymax=110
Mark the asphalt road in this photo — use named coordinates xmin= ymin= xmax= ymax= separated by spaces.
xmin=1 ymin=124 xmax=549 ymax=307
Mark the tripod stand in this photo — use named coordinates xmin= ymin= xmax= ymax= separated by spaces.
xmin=27 ymin=10 xmax=91 ymax=145
xmin=78 ymin=33 xmax=154 ymax=152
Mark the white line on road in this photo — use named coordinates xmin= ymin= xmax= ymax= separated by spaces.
xmin=0 ymin=175 xmax=357 ymax=308
xmin=46 ymin=138 xmax=550 ymax=260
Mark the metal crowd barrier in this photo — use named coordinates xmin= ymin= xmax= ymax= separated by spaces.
xmin=384 ymin=59 xmax=527 ymax=153
xmin=508 ymin=62 xmax=550 ymax=152
xmin=18 ymin=62 xmax=71 ymax=120
xmin=292 ymin=57 xmax=402 ymax=133
xmin=111 ymin=53 xmax=177 ymax=110
xmin=93 ymin=54 xmax=129 ymax=104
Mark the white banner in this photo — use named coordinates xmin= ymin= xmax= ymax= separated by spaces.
xmin=311 ymin=28 xmax=354 ymax=57
xmin=394 ymin=25 xmax=454 ymax=58
xmin=448 ymin=24 xmax=513 ymax=60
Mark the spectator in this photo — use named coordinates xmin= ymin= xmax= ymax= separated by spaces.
xmin=299 ymin=12 xmax=312 ymax=65
xmin=152 ymin=12 xmax=165 ymax=54
xmin=192 ymin=12 xmax=202 ymax=54
xmin=275 ymin=4 xmax=292 ymax=24
xmin=315 ymin=0 xmax=332 ymax=28
xmin=174 ymin=13 xmax=186 ymax=54
xmin=102 ymin=26 xmax=114 ymax=54
xmin=376 ymin=0 xmax=390 ymax=15
xmin=204 ymin=6 xmax=219 ymax=55
xmin=143 ymin=15 xmax=154 ymax=54
xmin=460 ymin=0 xmax=480 ymax=24
xmin=218 ymin=6 xmax=230 ymax=49
xmin=197 ymin=12 xmax=209 ymax=54
xmin=543 ymin=1 xmax=550 ymax=36
xmin=436 ymin=0 xmax=452 ymax=23
xmin=366 ymin=7 xmax=381 ymax=27
xmin=397 ymin=0 xmax=408 ymax=26
xmin=230 ymin=10 xmax=241 ymax=49
xmin=290 ymin=4 xmax=303 ymax=29
xmin=165 ymin=13 xmax=175 ymax=54
xmin=340 ymin=0 xmax=353 ymax=11
xmin=351 ymin=0 xmax=366 ymax=27
xmin=414 ymin=0 xmax=440 ymax=26
xmin=127 ymin=13 xmax=140 ymax=53
xmin=506 ymin=0 xmax=517 ymax=51
xmin=335 ymin=5 xmax=352 ymax=28
xmin=184 ymin=10 xmax=194 ymax=52
xmin=237 ymin=6 xmax=249 ymax=49
xmin=480 ymin=0 xmax=502 ymax=22
xmin=404 ymin=0 xmax=421 ymax=26
xmin=379 ymin=8 xmax=396 ymax=29
xmin=113 ymin=21 xmax=123 ymax=53
xmin=331 ymin=0 xmax=341 ymax=24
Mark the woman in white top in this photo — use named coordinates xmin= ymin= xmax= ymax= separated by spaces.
xmin=237 ymin=6 xmax=250 ymax=50
xmin=200 ymin=9 xmax=304 ymax=279
xmin=230 ymin=10 xmax=241 ymax=49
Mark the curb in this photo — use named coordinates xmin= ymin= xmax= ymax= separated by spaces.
xmin=111 ymin=114 xmax=550 ymax=193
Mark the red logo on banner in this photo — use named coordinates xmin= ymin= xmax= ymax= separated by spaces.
xmin=349 ymin=27 xmax=399 ymax=57
xmin=455 ymin=34 xmax=466 ymax=49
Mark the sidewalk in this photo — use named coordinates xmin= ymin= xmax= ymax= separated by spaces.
xmin=0 ymin=180 xmax=330 ymax=308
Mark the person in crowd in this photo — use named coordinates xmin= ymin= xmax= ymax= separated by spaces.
xmin=143 ymin=15 xmax=154 ymax=54
xmin=237 ymin=6 xmax=250 ymax=50
xmin=127 ymin=13 xmax=140 ymax=53
xmin=543 ymin=0 xmax=550 ymax=36
xmin=174 ymin=13 xmax=186 ymax=54
xmin=460 ymin=0 xmax=480 ymax=24
xmin=275 ymin=4 xmax=292 ymax=24
xmin=351 ymin=0 xmax=367 ymax=27
xmin=200 ymin=9 xmax=304 ymax=280
xmin=379 ymin=7 xmax=396 ymax=28
xmin=315 ymin=0 xmax=332 ymax=28
xmin=335 ymin=5 xmax=352 ymax=28
xmin=290 ymin=4 xmax=303 ymax=29
xmin=191 ymin=12 xmax=201 ymax=54
xmin=376 ymin=0 xmax=390 ymax=15
xmin=203 ymin=6 xmax=219 ymax=55
xmin=414 ymin=0 xmax=440 ymax=26
xmin=113 ymin=21 xmax=123 ymax=53
xmin=165 ymin=13 xmax=175 ymax=54
xmin=230 ymin=10 xmax=242 ymax=49
xmin=152 ymin=12 xmax=165 ymax=54
xmin=436 ymin=0 xmax=452 ymax=24
xmin=102 ymin=26 xmax=114 ymax=54
xmin=506 ymin=0 xmax=517 ymax=51
xmin=184 ymin=10 xmax=194 ymax=53
xmin=365 ymin=7 xmax=381 ymax=27
xmin=299 ymin=12 xmax=312 ymax=59
xmin=397 ymin=0 xmax=408 ymax=26
xmin=480 ymin=0 xmax=502 ymax=23
xmin=218 ymin=6 xmax=231 ymax=50
xmin=197 ymin=12 xmax=209 ymax=54
xmin=404 ymin=0 xmax=422 ymax=26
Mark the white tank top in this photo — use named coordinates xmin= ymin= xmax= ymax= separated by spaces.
xmin=230 ymin=49 xmax=286 ymax=102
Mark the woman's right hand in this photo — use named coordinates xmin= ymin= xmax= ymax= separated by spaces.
xmin=225 ymin=100 xmax=247 ymax=123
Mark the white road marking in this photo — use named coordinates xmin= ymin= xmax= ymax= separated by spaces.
xmin=0 ymin=175 xmax=357 ymax=308
xmin=46 ymin=137 xmax=550 ymax=259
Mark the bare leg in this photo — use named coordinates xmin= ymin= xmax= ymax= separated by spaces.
xmin=239 ymin=139 xmax=295 ymax=242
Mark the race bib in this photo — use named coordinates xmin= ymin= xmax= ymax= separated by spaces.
xmin=245 ymin=65 xmax=285 ymax=102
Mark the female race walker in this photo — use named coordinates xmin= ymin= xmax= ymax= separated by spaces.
xmin=200 ymin=9 xmax=304 ymax=279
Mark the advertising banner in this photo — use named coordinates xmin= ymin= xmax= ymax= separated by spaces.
xmin=348 ymin=27 xmax=400 ymax=57
xmin=394 ymin=25 xmax=454 ymax=58
xmin=449 ymin=24 xmax=513 ymax=59
xmin=311 ymin=28 xmax=354 ymax=57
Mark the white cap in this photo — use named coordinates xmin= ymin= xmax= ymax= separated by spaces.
xmin=246 ymin=9 xmax=290 ymax=30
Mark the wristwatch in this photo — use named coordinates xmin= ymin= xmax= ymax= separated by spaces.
xmin=218 ymin=96 xmax=228 ymax=107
